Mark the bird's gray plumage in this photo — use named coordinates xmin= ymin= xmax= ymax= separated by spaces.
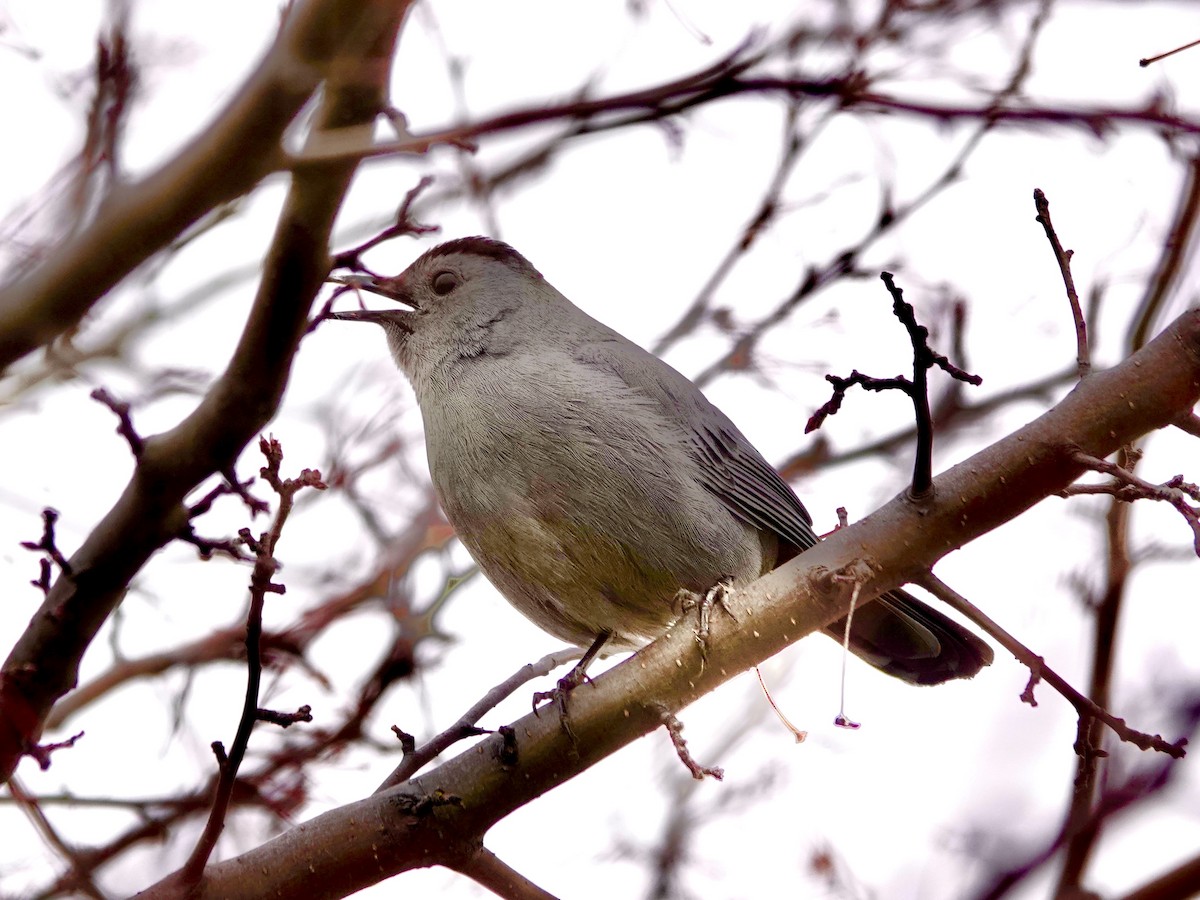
xmin=331 ymin=236 xmax=992 ymax=684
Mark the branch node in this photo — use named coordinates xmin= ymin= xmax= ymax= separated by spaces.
xmin=496 ymin=725 xmax=519 ymax=766
xmin=329 ymin=176 xmax=440 ymax=273
xmin=256 ymin=705 xmax=313 ymax=728
xmin=27 ymin=730 xmax=85 ymax=770
xmin=90 ymin=387 xmax=145 ymax=458
xmin=21 ymin=508 xmax=73 ymax=589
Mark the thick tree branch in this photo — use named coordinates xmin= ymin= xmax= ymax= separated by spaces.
xmin=136 ymin=309 xmax=1200 ymax=900
xmin=0 ymin=0 xmax=405 ymax=373
xmin=0 ymin=0 xmax=415 ymax=785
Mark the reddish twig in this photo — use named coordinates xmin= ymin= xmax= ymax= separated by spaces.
xmin=1140 ymin=37 xmax=1200 ymax=67
xmin=916 ymin=573 xmax=1187 ymax=759
xmin=1054 ymin=444 xmax=1137 ymax=897
xmin=20 ymin=507 xmax=73 ymax=591
xmin=1130 ymin=155 xmax=1200 ymax=353
xmin=1033 ymin=188 xmax=1090 ymax=377
xmin=8 ymin=776 xmax=106 ymax=899
xmin=329 ymin=175 xmax=439 ymax=273
xmin=90 ymin=386 xmax=144 ymax=457
xmin=179 ymin=437 xmax=325 ymax=887
xmin=652 ymin=99 xmax=812 ymax=355
xmin=658 ymin=708 xmax=724 ymax=781
xmin=972 ymin=692 xmax=1200 ymax=900
xmin=72 ymin=10 xmax=137 ymax=224
xmin=25 ymin=730 xmax=85 ymax=771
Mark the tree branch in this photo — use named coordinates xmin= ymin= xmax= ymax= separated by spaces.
xmin=136 ymin=308 xmax=1200 ymax=900
xmin=0 ymin=0 xmax=403 ymax=373
xmin=0 ymin=0 xmax=415 ymax=785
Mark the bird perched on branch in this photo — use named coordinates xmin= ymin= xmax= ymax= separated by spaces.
xmin=329 ymin=236 xmax=992 ymax=686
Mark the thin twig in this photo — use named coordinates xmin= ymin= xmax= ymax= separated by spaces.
xmin=90 ymin=386 xmax=145 ymax=457
xmin=1033 ymin=188 xmax=1090 ymax=378
xmin=1130 ymin=155 xmax=1200 ymax=353
xmin=376 ymin=648 xmax=581 ymax=792
xmin=329 ymin=175 xmax=438 ymax=272
xmin=1139 ymin=37 xmax=1200 ymax=67
xmin=8 ymin=777 xmax=108 ymax=900
xmin=916 ymin=572 xmax=1186 ymax=759
xmin=806 ymin=273 xmax=980 ymax=497
xmin=20 ymin=507 xmax=73 ymax=582
xmin=658 ymin=708 xmax=724 ymax=781
xmin=179 ymin=437 xmax=325 ymax=887
xmin=1061 ymin=451 xmax=1200 ymax=555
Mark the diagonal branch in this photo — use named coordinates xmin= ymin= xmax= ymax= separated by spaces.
xmin=136 ymin=308 xmax=1200 ymax=900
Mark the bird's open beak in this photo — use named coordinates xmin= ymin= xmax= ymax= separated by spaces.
xmin=326 ymin=273 xmax=417 ymax=332
xmin=328 ymin=274 xmax=417 ymax=307
xmin=326 ymin=309 xmax=413 ymax=331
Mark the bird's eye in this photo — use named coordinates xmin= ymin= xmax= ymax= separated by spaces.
xmin=431 ymin=271 xmax=459 ymax=295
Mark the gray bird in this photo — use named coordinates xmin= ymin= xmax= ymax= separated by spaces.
xmin=330 ymin=236 xmax=992 ymax=685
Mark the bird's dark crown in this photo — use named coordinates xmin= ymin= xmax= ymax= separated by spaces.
xmin=419 ymin=236 xmax=544 ymax=281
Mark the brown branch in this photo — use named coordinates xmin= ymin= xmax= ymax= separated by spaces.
xmin=135 ymin=308 xmax=1200 ymax=900
xmin=1033 ymin=188 xmax=1090 ymax=378
xmin=1121 ymin=852 xmax=1200 ymax=900
xmin=449 ymin=846 xmax=562 ymax=900
xmin=659 ymin=709 xmax=724 ymax=781
xmin=1062 ymin=451 xmax=1200 ymax=555
xmin=376 ymin=648 xmax=581 ymax=792
xmin=1054 ymin=445 xmax=1138 ymax=898
xmin=8 ymin=776 xmax=106 ymax=900
xmin=0 ymin=0 xmax=402 ymax=373
xmin=180 ymin=438 xmax=326 ymax=888
xmin=916 ymin=573 xmax=1184 ymax=759
xmin=1130 ymin=155 xmax=1200 ymax=353
xmin=0 ymin=0 xmax=415 ymax=786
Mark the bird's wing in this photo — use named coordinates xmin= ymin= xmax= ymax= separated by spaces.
xmin=578 ymin=334 xmax=994 ymax=685
xmin=579 ymin=336 xmax=817 ymax=554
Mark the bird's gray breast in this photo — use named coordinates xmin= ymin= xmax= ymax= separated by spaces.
xmin=419 ymin=352 xmax=771 ymax=648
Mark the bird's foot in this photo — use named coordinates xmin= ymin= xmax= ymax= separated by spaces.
xmin=531 ymin=632 xmax=610 ymax=743
xmin=675 ymin=581 xmax=739 ymax=664
xmin=532 ymin=664 xmax=591 ymax=743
